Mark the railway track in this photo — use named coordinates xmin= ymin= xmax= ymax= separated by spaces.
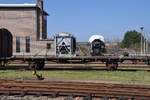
xmin=0 ymin=80 xmax=150 ymax=100
xmin=6 ymin=63 xmax=150 ymax=70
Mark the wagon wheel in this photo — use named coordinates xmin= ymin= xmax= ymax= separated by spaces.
xmin=132 ymin=60 xmax=137 ymax=64
xmin=0 ymin=61 xmax=7 ymax=69
xmin=147 ymin=60 xmax=150 ymax=65
xmin=28 ymin=61 xmax=45 ymax=70
xmin=106 ymin=62 xmax=118 ymax=71
xmin=28 ymin=62 xmax=35 ymax=70
xmin=34 ymin=61 xmax=45 ymax=70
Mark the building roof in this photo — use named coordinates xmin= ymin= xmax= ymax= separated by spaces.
xmin=0 ymin=4 xmax=37 ymax=7
xmin=0 ymin=4 xmax=49 ymax=16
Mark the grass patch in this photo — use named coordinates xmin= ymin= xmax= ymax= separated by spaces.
xmin=0 ymin=70 xmax=150 ymax=84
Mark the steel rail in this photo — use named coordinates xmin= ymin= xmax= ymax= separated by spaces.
xmin=0 ymin=80 xmax=150 ymax=99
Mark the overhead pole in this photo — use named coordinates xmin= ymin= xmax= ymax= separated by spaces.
xmin=146 ymin=34 xmax=148 ymax=54
xmin=143 ymin=29 xmax=146 ymax=55
xmin=140 ymin=27 xmax=148 ymax=56
xmin=140 ymin=27 xmax=143 ymax=55
xmin=145 ymin=30 xmax=148 ymax=55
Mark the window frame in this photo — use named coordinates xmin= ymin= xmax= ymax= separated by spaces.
xmin=26 ymin=36 xmax=30 ymax=53
xmin=47 ymin=43 xmax=51 ymax=50
xmin=16 ymin=37 xmax=20 ymax=53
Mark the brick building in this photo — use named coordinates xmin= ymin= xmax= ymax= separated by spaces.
xmin=0 ymin=0 xmax=54 ymax=57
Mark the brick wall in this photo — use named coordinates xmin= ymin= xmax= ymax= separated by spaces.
xmin=0 ymin=7 xmax=54 ymax=56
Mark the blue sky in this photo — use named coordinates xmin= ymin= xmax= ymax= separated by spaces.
xmin=0 ymin=0 xmax=150 ymax=42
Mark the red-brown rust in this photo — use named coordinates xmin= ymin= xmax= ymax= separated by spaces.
xmin=0 ymin=79 xmax=150 ymax=89
xmin=0 ymin=80 xmax=150 ymax=99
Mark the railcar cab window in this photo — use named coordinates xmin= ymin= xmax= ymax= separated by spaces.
xmin=26 ymin=36 xmax=30 ymax=53
xmin=16 ymin=37 xmax=20 ymax=53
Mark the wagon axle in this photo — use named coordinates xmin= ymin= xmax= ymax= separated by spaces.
xmin=28 ymin=61 xmax=45 ymax=70
xmin=106 ymin=61 xmax=118 ymax=71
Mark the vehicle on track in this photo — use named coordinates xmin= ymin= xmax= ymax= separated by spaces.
xmin=89 ymin=35 xmax=106 ymax=56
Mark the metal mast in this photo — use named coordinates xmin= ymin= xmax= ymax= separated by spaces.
xmin=140 ymin=27 xmax=143 ymax=55
xmin=140 ymin=27 xmax=148 ymax=55
xmin=143 ymin=29 xmax=146 ymax=55
xmin=145 ymin=30 xmax=148 ymax=55
xmin=146 ymin=34 xmax=148 ymax=54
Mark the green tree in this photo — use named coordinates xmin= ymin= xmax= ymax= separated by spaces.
xmin=121 ymin=30 xmax=142 ymax=48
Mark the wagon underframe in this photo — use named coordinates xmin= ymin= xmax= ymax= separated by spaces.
xmin=0 ymin=56 xmax=150 ymax=70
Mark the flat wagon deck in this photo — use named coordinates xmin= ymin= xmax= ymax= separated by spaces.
xmin=0 ymin=55 xmax=150 ymax=70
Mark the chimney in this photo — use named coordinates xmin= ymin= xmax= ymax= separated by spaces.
xmin=37 ymin=0 xmax=44 ymax=39
xmin=37 ymin=0 xmax=43 ymax=10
